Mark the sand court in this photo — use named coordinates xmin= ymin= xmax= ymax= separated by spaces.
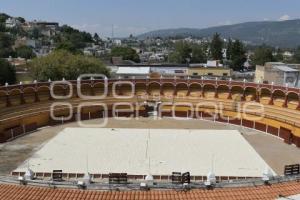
xmin=15 ymin=128 xmax=275 ymax=177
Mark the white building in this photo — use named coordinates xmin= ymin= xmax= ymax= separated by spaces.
xmin=5 ymin=18 xmax=21 ymax=28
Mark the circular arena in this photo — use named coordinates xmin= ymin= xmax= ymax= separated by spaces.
xmin=0 ymin=78 xmax=300 ymax=199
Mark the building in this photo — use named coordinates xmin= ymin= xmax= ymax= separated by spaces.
xmin=255 ymin=62 xmax=300 ymax=87
xmin=150 ymin=65 xmax=188 ymax=78
xmin=188 ymin=61 xmax=232 ymax=78
xmin=116 ymin=66 xmax=150 ymax=78
xmin=5 ymin=18 xmax=21 ymax=28
xmin=188 ymin=65 xmax=232 ymax=78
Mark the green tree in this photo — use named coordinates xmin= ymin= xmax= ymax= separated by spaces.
xmin=31 ymin=27 xmax=41 ymax=39
xmin=93 ymin=33 xmax=100 ymax=43
xmin=0 ymin=58 xmax=16 ymax=85
xmin=191 ymin=45 xmax=207 ymax=63
xmin=229 ymin=40 xmax=247 ymax=71
xmin=251 ymin=45 xmax=275 ymax=66
xmin=29 ymin=50 xmax=110 ymax=81
xmin=0 ymin=32 xmax=14 ymax=58
xmin=210 ymin=33 xmax=223 ymax=60
xmin=226 ymin=38 xmax=233 ymax=60
xmin=291 ymin=47 xmax=300 ymax=63
xmin=15 ymin=46 xmax=36 ymax=59
xmin=274 ymin=48 xmax=284 ymax=62
xmin=0 ymin=13 xmax=10 ymax=23
xmin=168 ymin=41 xmax=191 ymax=64
xmin=111 ymin=46 xmax=140 ymax=63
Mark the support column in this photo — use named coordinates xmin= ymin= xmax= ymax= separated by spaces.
xmin=90 ymin=86 xmax=95 ymax=96
xmin=20 ymin=92 xmax=25 ymax=104
xmin=173 ymin=85 xmax=177 ymax=96
xmin=227 ymin=88 xmax=232 ymax=100
xmin=297 ymin=95 xmax=300 ymax=110
xmin=48 ymin=90 xmax=53 ymax=100
xmin=241 ymin=90 xmax=246 ymax=101
xmin=6 ymin=94 xmax=11 ymax=107
xmin=255 ymin=91 xmax=260 ymax=103
xmin=34 ymin=91 xmax=40 ymax=102
xmin=283 ymin=95 xmax=288 ymax=108
xmin=160 ymin=86 xmax=163 ymax=95
xmin=201 ymin=87 xmax=204 ymax=98
xmin=269 ymin=93 xmax=274 ymax=105
xmin=214 ymin=88 xmax=219 ymax=98
xmin=187 ymin=88 xmax=191 ymax=96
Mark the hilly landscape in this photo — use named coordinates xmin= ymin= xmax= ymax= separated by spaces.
xmin=138 ymin=19 xmax=300 ymax=48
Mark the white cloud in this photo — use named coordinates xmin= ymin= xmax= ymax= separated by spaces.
xmin=279 ymin=14 xmax=290 ymax=21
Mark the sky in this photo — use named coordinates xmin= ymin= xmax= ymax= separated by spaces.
xmin=1 ymin=0 xmax=300 ymax=37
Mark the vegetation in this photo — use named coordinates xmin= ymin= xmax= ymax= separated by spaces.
xmin=0 ymin=32 xmax=15 ymax=58
xmin=291 ymin=47 xmax=300 ymax=63
xmin=15 ymin=46 xmax=36 ymax=59
xmin=251 ymin=45 xmax=275 ymax=66
xmin=210 ymin=33 xmax=223 ymax=60
xmin=138 ymin=20 xmax=300 ymax=48
xmin=169 ymin=41 xmax=207 ymax=64
xmin=29 ymin=50 xmax=110 ymax=81
xmin=111 ymin=46 xmax=140 ymax=63
xmin=0 ymin=59 xmax=16 ymax=85
xmin=54 ymin=25 xmax=93 ymax=53
xmin=227 ymin=39 xmax=247 ymax=71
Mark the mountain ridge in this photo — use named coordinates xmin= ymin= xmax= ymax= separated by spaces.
xmin=137 ymin=19 xmax=300 ymax=48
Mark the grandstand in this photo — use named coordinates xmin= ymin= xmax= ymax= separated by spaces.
xmin=0 ymin=77 xmax=300 ymax=199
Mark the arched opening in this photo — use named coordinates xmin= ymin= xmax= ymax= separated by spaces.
xmin=260 ymin=88 xmax=272 ymax=105
xmin=79 ymin=83 xmax=93 ymax=96
xmin=148 ymin=82 xmax=161 ymax=98
xmin=135 ymin=83 xmax=147 ymax=98
xmin=189 ymin=83 xmax=202 ymax=98
xmin=118 ymin=83 xmax=134 ymax=97
xmin=231 ymin=86 xmax=244 ymax=101
xmin=244 ymin=87 xmax=257 ymax=102
xmin=37 ymin=86 xmax=50 ymax=101
xmin=203 ymin=84 xmax=216 ymax=99
xmin=287 ymin=92 xmax=299 ymax=109
xmin=0 ymin=90 xmax=7 ymax=108
xmin=93 ymin=83 xmax=106 ymax=97
xmin=8 ymin=89 xmax=22 ymax=106
xmin=176 ymin=83 xmax=189 ymax=98
xmin=23 ymin=87 xmax=36 ymax=103
xmin=52 ymin=85 xmax=67 ymax=98
xmin=161 ymin=83 xmax=175 ymax=98
xmin=217 ymin=85 xmax=229 ymax=99
xmin=273 ymin=90 xmax=286 ymax=107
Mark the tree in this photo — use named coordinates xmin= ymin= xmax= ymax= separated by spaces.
xmin=29 ymin=50 xmax=110 ymax=81
xmin=93 ymin=33 xmax=100 ymax=43
xmin=16 ymin=17 xmax=25 ymax=23
xmin=274 ymin=48 xmax=284 ymax=62
xmin=111 ymin=46 xmax=140 ymax=63
xmin=0 ymin=32 xmax=14 ymax=58
xmin=210 ymin=33 xmax=223 ymax=60
xmin=31 ymin=27 xmax=41 ymax=39
xmin=191 ymin=45 xmax=207 ymax=63
xmin=291 ymin=47 xmax=300 ymax=63
xmin=15 ymin=46 xmax=36 ymax=59
xmin=55 ymin=25 xmax=93 ymax=53
xmin=226 ymin=38 xmax=233 ymax=60
xmin=0 ymin=59 xmax=16 ymax=85
xmin=251 ymin=45 xmax=275 ymax=66
xmin=229 ymin=40 xmax=247 ymax=71
xmin=168 ymin=41 xmax=191 ymax=64
xmin=0 ymin=13 xmax=10 ymax=23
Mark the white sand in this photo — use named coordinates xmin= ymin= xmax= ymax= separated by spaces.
xmin=15 ymin=128 xmax=275 ymax=177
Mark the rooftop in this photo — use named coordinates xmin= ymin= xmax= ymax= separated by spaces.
xmin=0 ymin=181 xmax=299 ymax=200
